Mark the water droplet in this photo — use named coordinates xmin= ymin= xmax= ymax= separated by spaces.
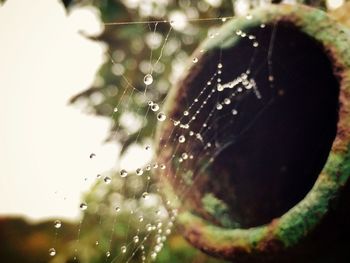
xmin=113 ymin=107 xmax=118 ymax=113
xmin=260 ymin=23 xmax=266 ymax=28
xmin=178 ymin=135 xmax=186 ymax=143
xmin=146 ymin=224 xmax=152 ymax=231
xmin=182 ymin=153 xmax=188 ymax=159
xmin=106 ymin=251 xmax=111 ymax=257
xmin=217 ymin=84 xmax=223 ymax=91
xmin=216 ymin=104 xmax=223 ymax=110
xmin=145 ymin=145 xmax=151 ymax=150
xmin=180 ymin=123 xmax=190 ymax=129
xmin=136 ymin=168 xmax=144 ymax=176
xmin=104 ymin=176 xmax=111 ymax=184
xmin=160 ymin=164 xmax=166 ymax=169
xmin=95 ymin=240 xmax=99 ymax=245
xmin=54 ymin=220 xmax=62 ymax=229
xmin=115 ymin=206 xmax=121 ymax=212
xmin=196 ymin=133 xmax=203 ymax=141
xmin=144 ymin=74 xmax=153 ymax=85
xmin=217 ymin=63 xmax=223 ymax=69
xmin=80 ymin=202 xmax=87 ymax=210
xmin=232 ymin=109 xmax=238 ymax=115
xmin=246 ymin=14 xmax=253 ymax=20
xmin=120 ymin=169 xmax=128 ymax=178
xmin=89 ymin=153 xmax=96 ymax=159
xmin=142 ymin=192 xmax=149 ymax=199
xmin=151 ymin=103 xmax=159 ymax=112
xmin=268 ymin=75 xmax=274 ymax=82
xmin=155 ymin=245 xmax=161 ymax=252
xmin=151 ymin=252 xmax=157 ymax=260
xmin=139 ymin=216 xmax=144 ymax=222
xmin=148 ymin=100 xmax=154 ymax=106
xmin=146 ymin=165 xmax=151 ymax=171
xmin=221 ymin=17 xmax=227 ymax=22
xmin=133 ymin=235 xmax=139 ymax=243
xmin=173 ymin=120 xmax=180 ymax=126
xmin=192 ymin=57 xmax=198 ymax=63
xmin=253 ymin=41 xmax=259 ymax=47
xmin=157 ymin=112 xmax=166 ymax=121
xmin=49 ymin=248 xmax=56 ymax=257
xmin=96 ymin=174 xmax=101 ymax=178
xmin=183 ymin=111 xmax=189 ymax=116
xmin=224 ymin=98 xmax=231 ymax=105
xmin=121 ymin=246 xmax=127 ymax=253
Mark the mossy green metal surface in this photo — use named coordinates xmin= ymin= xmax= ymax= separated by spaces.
xmin=156 ymin=3 xmax=350 ymax=262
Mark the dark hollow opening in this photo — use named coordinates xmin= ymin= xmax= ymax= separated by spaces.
xmin=170 ymin=21 xmax=339 ymax=228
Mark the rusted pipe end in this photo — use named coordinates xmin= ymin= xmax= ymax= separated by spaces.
xmin=156 ymin=4 xmax=350 ymax=261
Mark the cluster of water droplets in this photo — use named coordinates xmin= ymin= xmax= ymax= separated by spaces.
xmin=49 ymin=11 xmax=277 ymax=263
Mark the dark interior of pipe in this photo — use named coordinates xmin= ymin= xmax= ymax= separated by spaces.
xmin=173 ymin=21 xmax=340 ymax=228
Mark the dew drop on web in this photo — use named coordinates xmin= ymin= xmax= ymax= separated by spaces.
xmin=79 ymin=202 xmax=87 ymax=211
xmin=179 ymin=135 xmax=186 ymax=143
xmin=121 ymin=245 xmax=127 ymax=254
xmin=157 ymin=112 xmax=166 ymax=121
xmin=143 ymin=73 xmax=153 ymax=85
xmin=136 ymin=168 xmax=144 ymax=176
xmin=49 ymin=248 xmax=56 ymax=257
xmin=120 ymin=169 xmax=128 ymax=178
xmin=104 ymin=176 xmax=111 ymax=184
xmin=151 ymin=103 xmax=160 ymax=112
xmin=54 ymin=220 xmax=61 ymax=229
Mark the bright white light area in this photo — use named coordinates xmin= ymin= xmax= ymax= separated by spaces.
xmin=326 ymin=0 xmax=344 ymax=10
xmin=234 ymin=0 xmax=250 ymax=16
xmin=169 ymin=11 xmax=188 ymax=31
xmin=205 ymin=0 xmax=222 ymax=8
xmin=120 ymin=144 xmax=153 ymax=171
xmin=68 ymin=5 xmax=104 ymax=36
xmin=0 ymin=0 xmax=118 ymax=221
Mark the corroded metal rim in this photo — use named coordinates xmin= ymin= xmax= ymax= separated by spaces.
xmin=156 ymin=3 xmax=350 ymax=260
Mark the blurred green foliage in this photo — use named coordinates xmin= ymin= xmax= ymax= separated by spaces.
xmin=68 ymin=0 xmax=235 ymax=154
xmin=62 ymin=2 xmax=235 ymax=261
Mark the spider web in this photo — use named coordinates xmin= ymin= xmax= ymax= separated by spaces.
xmin=49 ymin=3 xmax=280 ymax=263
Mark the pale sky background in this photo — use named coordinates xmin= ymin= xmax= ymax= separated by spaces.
xmin=0 ymin=0 xmax=121 ymax=222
